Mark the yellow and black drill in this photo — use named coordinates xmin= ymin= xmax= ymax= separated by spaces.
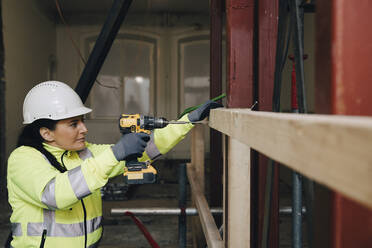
xmin=119 ymin=114 xmax=190 ymax=184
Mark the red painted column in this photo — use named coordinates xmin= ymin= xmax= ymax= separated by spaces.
xmin=257 ymin=0 xmax=279 ymax=247
xmin=316 ymin=1 xmax=372 ymax=247
xmin=209 ymin=0 xmax=223 ymax=224
xmin=226 ymin=0 xmax=255 ymax=246
xmin=226 ymin=0 xmax=255 ymax=107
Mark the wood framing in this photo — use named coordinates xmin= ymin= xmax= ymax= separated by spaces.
xmin=209 ymin=108 xmax=372 ymax=209
xmin=226 ymin=138 xmax=251 ymax=247
xmin=189 ymin=126 xmax=224 ymax=248
xmin=187 ymin=165 xmax=224 ymax=248
xmin=191 ymin=125 xmax=207 ymax=247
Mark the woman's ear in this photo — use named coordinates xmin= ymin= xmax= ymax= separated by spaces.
xmin=39 ymin=127 xmax=54 ymax=142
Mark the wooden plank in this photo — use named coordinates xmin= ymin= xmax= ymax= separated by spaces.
xmin=191 ymin=125 xmax=205 ymax=191
xmin=187 ymin=164 xmax=224 ymax=248
xmin=209 ymin=108 xmax=372 ymax=209
xmin=227 ymin=138 xmax=251 ymax=247
xmin=191 ymin=126 xmax=206 ymax=247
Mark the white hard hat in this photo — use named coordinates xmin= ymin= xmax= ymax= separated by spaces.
xmin=23 ymin=81 xmax=92 ymax=124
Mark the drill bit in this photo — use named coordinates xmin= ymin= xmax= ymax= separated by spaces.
xmin=166 ymin=120 xmax=208 ymax=125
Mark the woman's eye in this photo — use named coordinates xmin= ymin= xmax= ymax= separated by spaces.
xmin=71 ymin=123 xmax=78 ymax=127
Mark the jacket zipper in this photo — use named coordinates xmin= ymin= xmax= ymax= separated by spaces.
xmin=81 ymin=199 xmax=87 ymax=248
xmin=61 ymin=151 xmax=87 ymax=248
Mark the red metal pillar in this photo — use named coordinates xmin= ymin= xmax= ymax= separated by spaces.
xmin=257 ymin=0 xmax=279 ymax=247
xmin=226 ymin=0 xmax=255 ymax=246
xmin=226 ymin=0 xmax=255 ymax=107
xmin=316 ymin=1 xmax=372 ymax=247
xmin=210 ymin=0 xmax=223 ymax=215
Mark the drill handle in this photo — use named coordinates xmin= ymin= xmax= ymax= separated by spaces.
xmin=126 ymin=156 xmax=146 ymax=171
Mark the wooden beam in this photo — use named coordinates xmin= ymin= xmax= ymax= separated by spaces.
xmin=227 ymin=138 xmax=251 ymax=247
xmin=190 ymin=125 xmax=206 ymax=247
xmin=191 ymin=125 xmax=205 ymax=190
xmin=209 ymin=108 xmax=372 ymax=209
xmin=187 ymin=164 xmax=224 ymax=248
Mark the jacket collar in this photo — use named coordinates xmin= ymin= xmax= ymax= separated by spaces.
xmin=42 ymin=143 xmax=72 ymax=158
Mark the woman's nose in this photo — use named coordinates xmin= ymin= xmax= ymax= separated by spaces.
xmin=79 ymin=122 xmax=88 ymax=134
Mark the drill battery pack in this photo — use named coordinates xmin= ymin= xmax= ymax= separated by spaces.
xmin=123 ymin=162 xmax=157 ymax=184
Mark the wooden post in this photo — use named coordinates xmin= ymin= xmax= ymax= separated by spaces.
xmin=187 ymin=165 xmax=224 ymax=248
xmin=227 ymin=138 xmax=251 ymax=247
xmin=191 ymin=125 xmax=206 ymax=247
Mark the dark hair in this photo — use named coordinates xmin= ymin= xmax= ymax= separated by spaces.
xmin=17 ymin=119 xmax=67 ymax=173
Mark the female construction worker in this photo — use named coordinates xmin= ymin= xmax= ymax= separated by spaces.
xmin=7 ymin=81 xmax=221 ymax=248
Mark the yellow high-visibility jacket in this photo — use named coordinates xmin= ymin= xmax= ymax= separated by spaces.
xmin=7 ymin=116 xmax=193 ymax=248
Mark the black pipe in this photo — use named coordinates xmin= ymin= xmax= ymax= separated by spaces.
xmin=75 ymin=0 xmax=133 ymax=103
xmin=291 ymin=1 xmax=306 ymax=247
xmin=291 ymin=0 xmax=307 ymax=114
xmin=178 ymin=163 xmax=187 ymax=248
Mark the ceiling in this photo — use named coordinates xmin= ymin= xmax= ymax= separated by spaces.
xmin=38 ymin=0 xmax=210 ymax=17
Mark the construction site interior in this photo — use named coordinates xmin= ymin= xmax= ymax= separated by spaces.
xmin=1 ymin=0 xmax=372 ymax=248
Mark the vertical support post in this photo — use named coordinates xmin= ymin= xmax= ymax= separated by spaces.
xmin=226 ymin=0 xmax=255 ymax=246
xmin=179 ymin=163 xmax=187 ymax=248
xmin=227 ymin=138 xmax=251 ymax=247
xmin=256 ymin=0 xmax=279 ymax=247
xmin=191 ymin=125 xmax=206 ymax=247
xmin=292 ymin=172 xmax=302 ymax=248
xmin=291 ymin=0 xmax=307 ymax=113
xmin=226 ymin=0 xmax=255 ymax=107
xmin=209 ymin=0 xmax=223 ymax=223
xmin=0 ymin=0 xmax=6 ymax=198
xmin=222 ymin=134 xmax=229 ymax=247
xmin=315 ymin=1 xmax=372 ymax=247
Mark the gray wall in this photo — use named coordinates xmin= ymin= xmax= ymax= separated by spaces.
xmin=55 ymin=19 xmax=211 ymax=159
xmin=3 ymin=0 xmax=56 ymax=157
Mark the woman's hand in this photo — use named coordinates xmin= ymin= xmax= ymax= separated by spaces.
xmin=188 ymin=100 xmax=223 ymax=122
xmin=111 ymin=133 xmax=150 ymax=161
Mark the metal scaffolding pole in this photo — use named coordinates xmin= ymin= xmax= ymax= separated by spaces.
xmin=111 ymin=208 xmax=224 ymax=216
xmin=291 ymin=0 xmax=306 ymax=247
xmin=111 ymin=207 xmax=300 ymax=216
xmin=178 ymin=163 xmax=187 ymax=248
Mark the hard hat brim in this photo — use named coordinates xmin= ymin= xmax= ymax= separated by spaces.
xmin=23 ymin=106 xmax=92 ymax=124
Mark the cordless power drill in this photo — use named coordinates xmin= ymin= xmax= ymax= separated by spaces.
xmin=119 ymin=114 xmax=179 ymax=184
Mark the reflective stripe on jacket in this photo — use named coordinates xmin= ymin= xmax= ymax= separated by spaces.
xmin=7 ymin=114 xmax=193 ymax=247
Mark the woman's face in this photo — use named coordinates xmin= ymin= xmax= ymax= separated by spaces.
xmin=43 ymin=116 xmax=88 ymax=151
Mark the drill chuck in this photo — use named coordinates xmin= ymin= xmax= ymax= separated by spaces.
xmin=140 ymin=116 xmax=169 ymax=130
